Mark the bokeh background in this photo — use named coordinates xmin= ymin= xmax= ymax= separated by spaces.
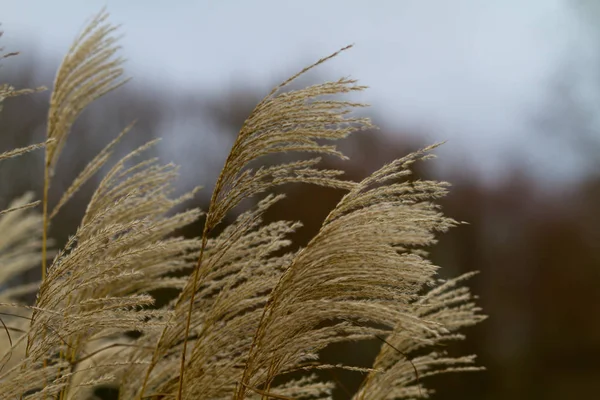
xmin=2 ymin=1 xmax=600 ymax=399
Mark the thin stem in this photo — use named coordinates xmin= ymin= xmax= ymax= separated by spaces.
xmin=176 ymin=233 xmax=208 ymax=400
xmin=42 ymin=165 xmax=49 ymax=281
xmin=32 ymin=160 xmax=51 ymax=400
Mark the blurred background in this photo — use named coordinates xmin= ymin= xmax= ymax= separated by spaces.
xmin=1 ymin=1 xmax=600 ymax=399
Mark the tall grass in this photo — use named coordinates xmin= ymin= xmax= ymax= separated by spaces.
xmin=0 ymin=9 xmax=485 ymax=400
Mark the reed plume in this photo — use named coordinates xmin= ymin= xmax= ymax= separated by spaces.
xmin=0 ymin=9 xmax=485 ymax=400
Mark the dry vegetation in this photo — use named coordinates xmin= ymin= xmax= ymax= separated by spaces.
xmin=0 ymin=9 xmax=485 ymax=400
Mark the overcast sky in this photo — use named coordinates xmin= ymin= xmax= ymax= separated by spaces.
xmin=2 ymin=0 xmax=599 ymax=185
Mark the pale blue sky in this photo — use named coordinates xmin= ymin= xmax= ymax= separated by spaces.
xmin=2 ymin=0 xmax=598 ymax=185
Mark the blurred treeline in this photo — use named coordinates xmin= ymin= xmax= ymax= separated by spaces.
xmin=1 ymin=49 xmax=599 ymax=400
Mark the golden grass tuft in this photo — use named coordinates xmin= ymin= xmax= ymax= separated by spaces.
xmin=0 ymin=9 xmax=485 ymax=400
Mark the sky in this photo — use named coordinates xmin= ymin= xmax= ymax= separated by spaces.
xmin=1 ymin=0 xmax=599 ymax=185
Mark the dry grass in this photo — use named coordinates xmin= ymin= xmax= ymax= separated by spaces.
xmin=0 ymin=9 xmax=485 ymax=400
